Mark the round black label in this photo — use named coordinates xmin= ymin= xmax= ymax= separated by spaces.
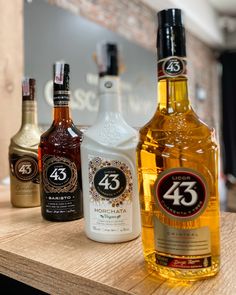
xmin=155 ymin=169 xmax=208 ymax=220
xmin=94 ymin=167 xmax=127 ymax=198
xmin=47 ymin=162 xmax=72 ymax=187
xmin=163 ymin=57 xmax=184 ymax=76
xmin=15 ymin=157 xmax=38 ymax=182
xmin=42 ymin=155 xmax=78 ymax=193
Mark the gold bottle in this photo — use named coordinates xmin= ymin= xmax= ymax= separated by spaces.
xmin=9 ymin=78 xmax=41 ymax=207
xmin=136 ymin=9 xmax=220 ymax=281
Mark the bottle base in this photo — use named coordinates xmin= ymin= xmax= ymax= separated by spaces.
xmin=85 ymin=231 xmax=140 ymax=244
xmin=42 ymin=213 xmax=83 ymax=222
xmin=144 ymin=252 xmax=220 ymax=281
xmin=11 ymin=202 xmax=40 ymax=208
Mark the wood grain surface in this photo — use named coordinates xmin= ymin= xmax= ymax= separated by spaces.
xmin=0 ymin=185 xmax=235 ymax=295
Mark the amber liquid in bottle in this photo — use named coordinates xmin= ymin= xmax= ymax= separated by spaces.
xmin=38 ymin=63 xmax=83 ymax=221
xmin=137 ymin=9 xmax=220 ymax=281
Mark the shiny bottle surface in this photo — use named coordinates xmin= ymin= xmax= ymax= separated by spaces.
xmin=81 ymin=43 xmax=140 ymax=243
xmin=38 ymin=63 xmax=83 ymax=221
xmin=9 ymin=78 xmax=41 ymax=208
xmin=137 ymin=9 xmax=220 ymax=281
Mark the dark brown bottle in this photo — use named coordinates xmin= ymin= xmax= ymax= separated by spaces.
xmin=38 ymin=62 xmax=83 ymax=221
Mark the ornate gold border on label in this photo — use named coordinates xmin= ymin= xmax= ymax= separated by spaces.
xmin=88 ymin=157 xmax=133 ymax=207
xmin=43 ymin=155 xmax=77 ymax=193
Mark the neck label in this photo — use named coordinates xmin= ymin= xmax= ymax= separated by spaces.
xmin=53 ymin=96 xmax=69 ymax=107
xmin=158 ymin=56 xmax=187 ymax=79
xmin=55 ymin=63 xmax=64 ymax=85
xmin=22 ymin=78 xmax=30 ymax=96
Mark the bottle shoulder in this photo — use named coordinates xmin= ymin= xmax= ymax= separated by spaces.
xmin=140 ymin=109 xmax=213 ymax=135
xmin=40 ymin=122 xmax=83 ymax=147
xmin=81 ymin=138 xmax=137 ymax=167
xmin=138 ymin=109 xmax=217 ymax=150
xmin=84 ymin=114 xmax=138 ymax=147
xmin=10 ymin=125 xmax=41 ymax=150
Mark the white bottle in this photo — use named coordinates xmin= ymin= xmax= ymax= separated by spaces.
xmin=81 ymin=43 xmax=140 ymax=243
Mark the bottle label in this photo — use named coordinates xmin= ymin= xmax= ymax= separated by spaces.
xmin=154 ymin=168 xmax=209 ymax=220
xmin=88 ymin=156 xmax=133 ymax=235
xmin=158 ymin=56 xmax=187 ymax=79
xmin=9 ymin=153 xmax=39 ymax=183
xmin=155 ymin=218 xmax=211 ymax=257
xmin=42 ymin=155 xmax=81 ymax=216
xmin=53 ymin=95 xmax=70 ymax=107
xmin=54 ymin=63 xmax=64 ymax=85
xmin=53 ymin=62 xmax=70 ymax=107
xmin=154 ymin=168 xmax=211 ymax=269
xmin=156 ymin=254 xmax=212 ymax=269
xmin=22 ymin=78 xmax=30 ymax=96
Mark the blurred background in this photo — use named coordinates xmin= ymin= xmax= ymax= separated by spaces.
xmin=1 ymin=0 xmax=236 ymax=211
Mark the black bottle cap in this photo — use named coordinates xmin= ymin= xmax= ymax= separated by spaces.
xmin=157 ymin=9 xmax=183 ymax=28
xmin=53 ymin=62 xmax=70 ymax=92
xmin=157 ymin=9 xmax=186 ymax=59
xmin=22 ymin=78 xmax=35 ymax=101
xmin=96 ymin=42 xmax=119 ymax=77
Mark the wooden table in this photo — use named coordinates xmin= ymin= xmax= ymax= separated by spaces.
xmin=0 ymin=185 xmax=235 ymax=295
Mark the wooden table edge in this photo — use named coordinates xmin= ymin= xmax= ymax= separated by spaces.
xmin=0 ymin=248 xmax=134 ymax=295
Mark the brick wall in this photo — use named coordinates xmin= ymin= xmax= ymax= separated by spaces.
xmin=187 ymin=33 xmax=220 ymax=132
xmin=48 ymin=0 xmax=156 ymax=51
xmin=48 ymin=0 xmax=220 ymax=131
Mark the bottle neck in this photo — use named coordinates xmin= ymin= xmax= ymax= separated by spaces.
xmin=157 ymin=24 xmax=190 ymax=114
xmin=53 ymin=105 xmax=71 ymax=123
xmin=97 ymin=76 xmax=121 ymax=116
xmin=21 ymin=101 xmax=38 ymax=126
xmin=157 ymin=76 xmax=190 ymax=114
xmin=53 ymin=85 xmax=71 ymax=123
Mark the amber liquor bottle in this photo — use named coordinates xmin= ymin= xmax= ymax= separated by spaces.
xmin=9 ymin=78 xmax=41 ymax=207
xmin=137 ymin=9 xmax=220 ymax=280
xmin=38 ymin=62 xmax=83 ymax=221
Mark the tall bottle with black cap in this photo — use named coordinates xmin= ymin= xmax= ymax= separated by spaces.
xmin=81 ymin=43 xmax=140 ymax=243
xmin=137 ymin=9 xmax=220 ymax=280
xmin=9 ymin=78 xmax=41 ymax=207
xmin=38 ymin=62 xmax=83 ymax=221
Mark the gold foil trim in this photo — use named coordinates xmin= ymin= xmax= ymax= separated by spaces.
xmin=54 ymin=90 xmax=70 ymax=95
xmin=43 ymin=155 xmax=77 ymax=193
xmin=88 ymin=156 xmax=133 ymax=207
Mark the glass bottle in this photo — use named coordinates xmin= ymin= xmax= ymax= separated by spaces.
xmin=137 ymin=9 xmax=220 ymax=280
xmin=38 ymin=62 xmax=83 ymax=221
xmin=81 ymin=43 xmax=141 ymax=242
xmin=9 ymin=78 xmax=41 ymax=207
